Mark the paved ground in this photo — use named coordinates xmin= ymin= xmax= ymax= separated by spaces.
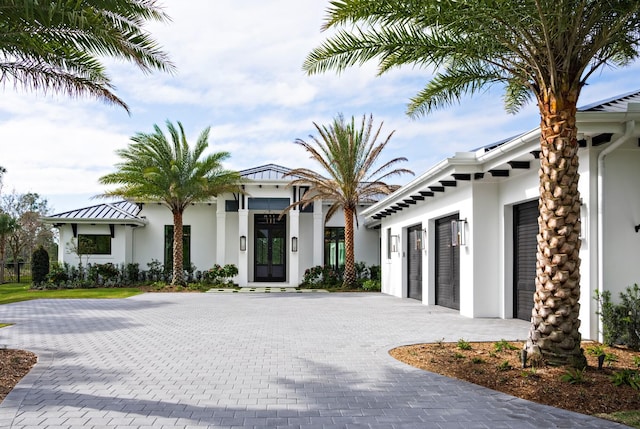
xmin=0 ymin=293 xmax=628 ymax=428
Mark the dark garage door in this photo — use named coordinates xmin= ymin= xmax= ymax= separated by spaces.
xmin=407 ymin=224 xmax=423 ymax=300
xmin=514 ymin=200 xmax=539 ymax=321
xmin=435 ymin=214 xmax=460 ymax=310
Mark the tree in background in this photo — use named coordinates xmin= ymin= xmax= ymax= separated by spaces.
xmin=303 ymin=0 xmax=640 ymax=366
xmin=0 ymin=213 xmax=17 ymax=284
xmin=0 ymin=0 xmax=175 ymax=112
xmin=1 ymin=192 xmax=55 ymax=280
xmin=0 ymin=166 xmax=5 ymax=194
xmin=283 ymin=114 xmax=412 ymax=288
xmin=99 ymin=120 xmax=243 ymax=285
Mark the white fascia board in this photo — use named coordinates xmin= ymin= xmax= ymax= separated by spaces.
xmin=576 ymin=111 xmax=640 ymax=134
xmin=362 ymin=153 xmax=479 ymax=216
xmin=41 ymin=217 xmax=148 ymax=227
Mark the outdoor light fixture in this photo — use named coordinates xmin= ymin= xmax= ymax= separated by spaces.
xmin=415 ymin=229 xmax=424 ymax=251
xmin=451 ymin=219 xmax=468 ymax=247
xmin=391 ymin=234 xmax=399 ymax=253
xmin=292 ymin=236 xmax=298 ymax=252
xmin=635 ymin=224 xmax=640 ymax=233
xmin=240 ymin=235 xmax=247 ymax=252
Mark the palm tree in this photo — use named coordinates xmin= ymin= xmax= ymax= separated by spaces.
xmin=0 ymin=213 xmax=18 ymax=284
xmin=284 ymin=114 xmax=413 ymax=288
xmin=303 ymin=0 xmax=640 ymax=366
xmin=0 ymin=0 xmax=175 ymax=112
xmin=98 ymin=121 xmax=243 ymax=285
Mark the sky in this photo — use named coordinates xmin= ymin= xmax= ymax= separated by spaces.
xmin=1 ymin=0 xmax=639 ymax=214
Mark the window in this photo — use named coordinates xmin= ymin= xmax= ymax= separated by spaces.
xmin=164 ymin=225 xmax=191 ymax=269
xmin=387 ymin=228 xmax=392 ymax=260
xmin=77 ymin=234 xmax=111 ymax=255
xmin=324 ymin=227 xmax=345 ymax=269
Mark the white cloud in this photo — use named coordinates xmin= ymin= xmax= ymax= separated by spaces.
xmin=1 ymin=0 xmax=638 ymax=214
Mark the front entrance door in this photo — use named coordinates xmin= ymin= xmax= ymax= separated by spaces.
xmin=435 ymin=214 xmax=460 ymax=310
xmin=514 ymin=200 xmax=539 ymax=320
xmin=254 ymin=214 xmax=286 ymax=282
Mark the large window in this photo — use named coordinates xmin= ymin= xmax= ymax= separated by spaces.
xmin=324 ymin=227 xmax=345 ymax=269
xmin=78 ymin=234 xmax=111 ymax=255
xmin=164 ymin=225 xmax=191 ymax=269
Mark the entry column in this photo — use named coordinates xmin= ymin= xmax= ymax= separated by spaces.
xmin=313 ymin=200 xmax=323 ymax=266
xmin=238 ymin=208 xmax=249 ymax=286
xmin=289 ymin=210 xmax=299 ymax=286
xmin=216 ymin=199 xmax=226 ymax=265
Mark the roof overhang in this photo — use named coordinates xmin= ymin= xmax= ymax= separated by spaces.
xmin=42 ymin=217 xmax=148 ymax=227
xmin=363 ymin=107 xmax=640 ymax=223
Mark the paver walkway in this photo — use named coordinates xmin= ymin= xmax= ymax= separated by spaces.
xmin=0 ymin=293 xmax=628 ymax=428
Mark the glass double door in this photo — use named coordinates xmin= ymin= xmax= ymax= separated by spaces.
xmin=254 ymin=214 xmax=286 ymax=282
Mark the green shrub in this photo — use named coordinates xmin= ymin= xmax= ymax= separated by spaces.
xmin=611 ymin=369 xmax=640 ymax=390
xmin=362 ymin=279 xmax=381 ymax=291
xmin=457 ymin=338 xmax=472 ymax=350
xmin=497 ymin=360 xmax=513 ymax=371
xmin=494 ymin=339 xmax=518 ymax=353
xmin=125 ymin=263 xmax=140 ymax=284
xmin=586 ymin=344 xmax=606 ymax=356
xmin=560 ymin=368 xmax=586 ymax=384
xmin=31 ymin=246 xmax=50 ymax=285
xmin=301 ymin=265 xmax=342 ymax=287
xmin=595 ymin=284 xmax=640 ymax=350
xmin=202 ymin=264 xmax=238 ymax=285
xmin=46 ymin=261 xmax=68 ymax=286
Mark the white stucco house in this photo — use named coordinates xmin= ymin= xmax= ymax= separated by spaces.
xmin=362 ymin=90 xmax=640 ymax=341
xmin=43 ymin=164 xmax=381 ymax=286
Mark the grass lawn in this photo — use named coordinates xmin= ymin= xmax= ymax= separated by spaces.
xmin=0 ymin=283 xmax=143 ymax=306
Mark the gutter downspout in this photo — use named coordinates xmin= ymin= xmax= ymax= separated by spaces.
xmin=596 ymin=119 xmax=636 ymax=342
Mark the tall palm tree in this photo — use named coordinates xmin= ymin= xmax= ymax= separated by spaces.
xmin=284 ymin=114 xmax=413 ymax=288
xmin=98 ymin=121 xmax=243 ymax=285
xmin=0 ymin=0 xmax=175 ymax=112
xmin=303 ymin=0 xmax=640 ymax=366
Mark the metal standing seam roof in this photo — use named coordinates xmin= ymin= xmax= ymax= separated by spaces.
xmin=364 ymin=89 xmax=640 ymax=221
xmin=578 ymin=89 xmax=640 ymax=112
xmin=472 ymin=90 xmax=640 ymax=153
xmin=46 ymin=200 xmax=144 ymax=222
xmin=239 ymin=164 xmax=299 ymax=180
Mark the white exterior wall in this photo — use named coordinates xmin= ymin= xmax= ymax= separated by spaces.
xmin=133 ymin=203 xmax=218 ymax=272
xmin=298 ymin=213 xmax=315 ymax=282
xmin=223 ymin=212 xmax=240 ymax=266
xmin=602 ymin=144 xmax=640 ymax=302
xmin=469 ymin=182 xmax=501 ymax=317
xmin=58 ymin=223 xmax=130 ymax=266
xmin=578 ymin=146 xmax=598 ymax=340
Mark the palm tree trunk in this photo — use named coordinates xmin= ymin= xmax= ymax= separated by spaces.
xmin=343 ymin=206 xmax=356 ymax=288
xmin=525 ymin=88 xmax=586 ymax=368
xmin=172 ymin=210 xmax=185 ymax=286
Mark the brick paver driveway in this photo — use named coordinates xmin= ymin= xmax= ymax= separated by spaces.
xmin=0 ymin=293 xmax=626 ymax=428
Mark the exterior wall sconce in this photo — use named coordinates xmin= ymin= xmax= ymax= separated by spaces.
xmin=635 ymin=224 xmax=640 ymax=233
xmin=415 ymin=229 xmax=426 ymax=250
xmin=416 ymin=230 xmax=424 ymax=250
xmin=240 ymin=235 xmax=247 ymax=251
xmin=391 ymin=234 xmax=399 ymax=253
xmin=292 ymin=236 xmax=298 ymax=252
xmin=451 ymin=219 xmax=468 ymax=247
